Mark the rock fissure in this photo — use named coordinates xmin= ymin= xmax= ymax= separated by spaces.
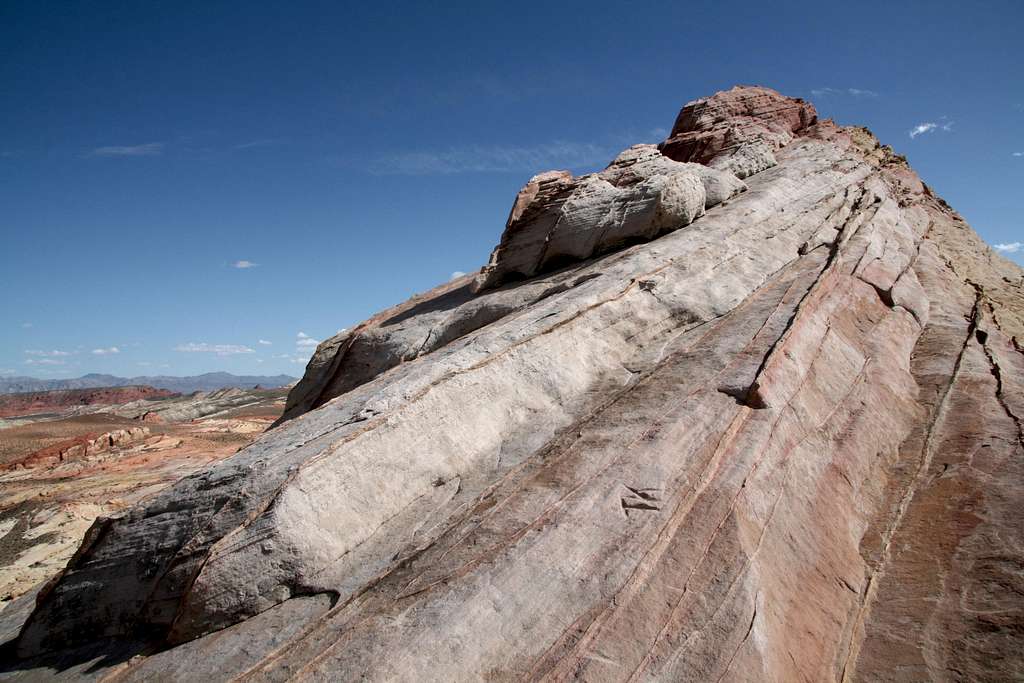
xmin=977 ymin=318 xmax=1024 ymax=445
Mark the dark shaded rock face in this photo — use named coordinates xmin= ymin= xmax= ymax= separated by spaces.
xmin=4 ymin=86 xmax=1022 ymax=682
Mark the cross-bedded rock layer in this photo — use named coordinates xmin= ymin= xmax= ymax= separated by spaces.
xmin=3 ymin=86 xmax=1022 ymax=682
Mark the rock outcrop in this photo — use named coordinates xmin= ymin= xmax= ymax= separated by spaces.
xmin=3 ymin=86 xmax=1022 ymax=682
xmin=111 ymin=387 xmax=270 ymax=423
xmin=660 ymin=84 xmax=819 ymax=177
xmin=472 ymin=145 xmax=746 ymax=291
xmin=2 ymin=427 xmax=152 ymax=470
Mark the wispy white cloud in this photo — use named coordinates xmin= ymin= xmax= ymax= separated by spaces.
xmin=235 ymin=138 xmax=284 ymax=150
xmin=91 ymin=346 xmax=120 ymax=355
xmin=173 ymin=342 xmax=255 ymax=356
xmin=0 ymin=368 xmax=15 ymax=375
xmin=90 ymin=142 xmax=164 ymax=157
xmin=21 ymin=322 xmax=32 ymax=329
xmin=909 ymin=120 xmax=953 ymax=139
xmin=370 ymin=141 xmax=613 ymax=175
xmin=25 ymin=349 xmax=72 ymax=357
xmin=909 ymin=123 xmax=937 ymax=139
xmin=296 ymin=332 xmax=320 ymax=349
xmin=811 ymin=87 xmax=879 ymax=98
xmin=275 ymin=332 xmax=321 ymax=366
xmin=1013 ymin=152 xmax=1023 ymax=157
xmin=25 ymin=358 xmax=65 ymax=366
xmin=275 ymin=352 xmax=311 ymax=365
xmin=450 ymin=270 xmax=467 ymax=281
xmin=258 ymin=339 xmax=273 ymax=345
xmin=994 ymin=242 xmax=1022 ymax=254
xmin=233 ymin=260 xmax=259 ymax=269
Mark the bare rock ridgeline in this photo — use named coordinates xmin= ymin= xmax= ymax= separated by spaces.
xmin=5 ymin=86 xmax=1023 ymax=682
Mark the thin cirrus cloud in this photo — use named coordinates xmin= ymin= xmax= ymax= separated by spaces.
xmin=233 ymin=260 xmax=259 ymax=269
xmin=909 ymin=123 xmax=937 ymax=138
xmin=296 ymin=332 xmax=320 ymax=349
xmin=25 ymin=349 xmax=72 ymax=357
xmin=91 ymin=346 xmax=120 ymax=355
xmin=258 ymin=339 xmax=273 ymax=346
xmin=1013 ymin=152 xmax=1023 ymax=157
xmin=370 ymin=140 xmax=613 ymax=175
xmin=909 ymin=121 xmax=953 ymax=139
xmin=275 ymin=354 xmax=310 ymax=365
xmin=267 ymin=332 xmax=323 ymax=365
xmin=234 ymin=138 xmax=285 ymax=150
xmin=994 ymin=242 xmax=1022 ymax=254
xmin=89 ymin=142 xmax=164 ymax=157
xmin=810 ymin=87 xmax=879 ymax=98
xmin=173 ymin=342 xmax=255 ymax=356
xmin=25 ymin=358 xmax=65 ymax=366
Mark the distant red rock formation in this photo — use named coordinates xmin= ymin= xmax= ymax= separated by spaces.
xmin=0 ymin=385 xmax=176 ymax=417
xmin=4 ymin=427 xmax=152 ymax=470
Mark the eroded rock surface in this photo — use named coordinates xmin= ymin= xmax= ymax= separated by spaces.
xmin=660 ymin=84 xmax=818 ymax=175
xmin=3 ymin=86 xmax=1022 ymax=682
xmin=1 ymin=427 xmax=151 ymax=470
xmin=473 ymin=144 xmax=747 ymax=291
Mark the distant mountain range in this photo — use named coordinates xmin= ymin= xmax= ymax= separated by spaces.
xmin=0 ymin=372 xmax=297 ymax=395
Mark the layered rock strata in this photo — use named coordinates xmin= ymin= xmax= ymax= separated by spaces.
xmin=2 ymin=427 xmax=152 ymax=470
xmin=4 ymin=86 xmax=1023 ymax=682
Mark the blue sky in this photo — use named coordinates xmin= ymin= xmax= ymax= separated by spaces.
xmin=2 ymin=0 xmax=1022 ymax=379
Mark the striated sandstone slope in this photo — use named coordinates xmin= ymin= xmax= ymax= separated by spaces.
xmin=3 ymin=86 xmax=1022 ymax=682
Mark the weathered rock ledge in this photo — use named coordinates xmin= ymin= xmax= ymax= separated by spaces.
xmin=2 ymin=427 xmax=151 ymax=471
xmin=3 ymin=86 xmax=1022 ymax=682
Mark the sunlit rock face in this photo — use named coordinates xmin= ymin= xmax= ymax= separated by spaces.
xmin=471 ymin=144 xmax=747 ymax=292
xmin=8 ymin=86 xmax=1024 ymax=683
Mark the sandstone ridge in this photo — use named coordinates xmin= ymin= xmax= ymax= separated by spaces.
xmin=4 ymin=86 xmax=1023 ymax=682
